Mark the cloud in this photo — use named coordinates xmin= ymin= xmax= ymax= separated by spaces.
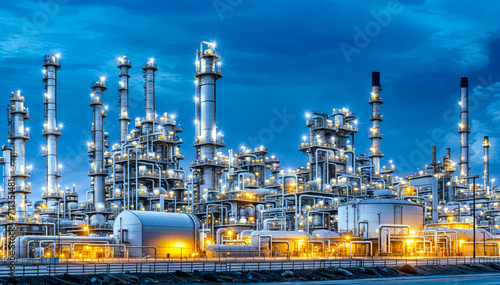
xmin=1 ymin=0 xmax=500 ymax=200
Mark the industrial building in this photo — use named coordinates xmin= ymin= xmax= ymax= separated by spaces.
xmin=0 ymin=41 xmax=498 ymax=261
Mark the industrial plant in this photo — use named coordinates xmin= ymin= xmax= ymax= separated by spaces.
xmin=0 ymin=41 xmax=498 ymax=262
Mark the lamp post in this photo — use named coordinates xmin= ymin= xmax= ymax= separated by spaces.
xmin=464 ymin=175 xmax=479 ymax=259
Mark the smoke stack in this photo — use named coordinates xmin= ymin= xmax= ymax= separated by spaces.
xmin=42 ymin=54 xmax=61 ymax=207
xmin=89 ymin=78 xmax=107 ymax=211
xmin=447 ymin=148 xmax=451 ymax=159
xmin=369 ymin=71 xmax=384 ymax=174
xmin=483 ymin=136 xmax=490 ymax=188
xmin=8 ymin=90 xmax=30 ymax=220
xmin=458 ymin=77 xmax=470 ymax=178
xmin=143 ymin=58 xmax=158 ymax=128
xmin=117 ymin=57 xmax=131 ymax=143
xmin=192 ymin=41 xmax=223 ymax=200
xmin=432 ymin=146 xmax=436 ymax=167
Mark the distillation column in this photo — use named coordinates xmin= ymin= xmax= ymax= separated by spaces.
xmin=369 ymin=71 xmax=384 ymax=175
xmin=8 ymin=91 xmax=30 ymax=220
xmin=483 ymin=136 xmax=490 ymax=189
xmin=194 ymin=42 xmax=223 ymax=197
xmin=118 ymin=57 xmax=131 ymax=144
xmin=42 ymin=54 xmax=61 ymax=207
xmin=89 ymin=78 xmax=107 ymax=210
xmin=459 ymin=77 xmax=470 ymax=178
xmin=143 ymin=58 xmax=157 ymax=130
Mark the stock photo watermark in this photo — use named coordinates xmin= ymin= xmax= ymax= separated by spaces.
xmin=245 ymin=106 xmax=296 ymax=147
xmin=339 ymin=0 xmax=403 ymax=63
xmin=213 ymin=0 xmax=243 ymax=21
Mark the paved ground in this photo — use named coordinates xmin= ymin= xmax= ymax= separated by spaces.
xmin=235 ymin=274 xmax=500 ymax=284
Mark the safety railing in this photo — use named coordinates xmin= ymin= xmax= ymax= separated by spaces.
xmin=1 ymin=256 xmax=500 ymax=277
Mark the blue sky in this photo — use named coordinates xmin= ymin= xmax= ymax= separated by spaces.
xmin=0 ymin=0 xmax=499 ymax=200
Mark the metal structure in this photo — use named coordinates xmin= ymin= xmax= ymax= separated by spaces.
xmin=0 ymin=43 xmax=497 ymax=262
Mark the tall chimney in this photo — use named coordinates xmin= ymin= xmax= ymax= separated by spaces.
xmin=89 ymin=78 xmax=107 ymax=211
xmin=431 ymin=146 xmax=436 ymax=172
xmin=143 ymin=58 xmax=157 ymax=129
xmin=117 ymin=57 xmax=131 ymax=144
xmin=446 ymin=148 xmax=451 ymax=160
xmin=192 ymin=41 xmax=223 ymax=200
xmin=483 ymin=136 xmax=490 ymax=188
xmin=369 ymin=71 xmax=384 ymax=174
xmin=459 ymin=77 xmax=470 ymax=178
xmin=42 ymin=54 xmax=61 ymax=207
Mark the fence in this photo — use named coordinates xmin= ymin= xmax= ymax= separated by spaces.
xmin=1 ymin=257 xmax=500 ymax=277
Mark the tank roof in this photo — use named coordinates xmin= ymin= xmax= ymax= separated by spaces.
xmin=117 ymin=210 xmax=200 ymax=228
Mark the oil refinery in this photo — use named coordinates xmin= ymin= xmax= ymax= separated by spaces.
xmin=0 ymin=41 xmax=498 ymax=262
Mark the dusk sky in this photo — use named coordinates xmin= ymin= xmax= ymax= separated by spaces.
xmin=0 ymin=0 xmax=499 ymax=200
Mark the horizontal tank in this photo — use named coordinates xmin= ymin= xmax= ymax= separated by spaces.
xmin=338 ymin=198 xmax=424 ymax=239
xmin=113 ymin=210 xmax=200 ymax=258
xmin=205 ymin=244 xmax=258 ymax=258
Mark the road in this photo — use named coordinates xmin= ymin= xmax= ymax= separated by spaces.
xmin=234 ymin=274 xmax=500 ymax=285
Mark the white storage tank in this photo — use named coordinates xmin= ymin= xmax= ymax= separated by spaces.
xmin=338 ymin=197 xmax=424 ymax=239
xmin=113 ymin=210 xmax=200 ymax=258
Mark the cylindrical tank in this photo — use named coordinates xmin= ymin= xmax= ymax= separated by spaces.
xmin=68 ymin=202 xmax=78 ymax=210
xmin=113 ymin=210 xmax=200 ymax=258
xmin=205 ymin=244 xmax=257 ymax=258
xmin=312 ymin=230 xmax=340 ymax=240
xmin=338 ymin=198 xmax=423 ymax=239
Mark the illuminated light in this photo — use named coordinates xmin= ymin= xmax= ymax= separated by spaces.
xmin=149 ymin=57 xmax=155 ymax=64
xmin=55 ymin=53 xmax=61 ymax=59
xmin=305 ymin=112 xmax=311 ymax=119
xmin=345 ymin=235 xmax=350 ymax=240
xmin=100 ymin=76 xmax=106 ymax=82
xmin=58 ymin=123 xmax=64 ymax=129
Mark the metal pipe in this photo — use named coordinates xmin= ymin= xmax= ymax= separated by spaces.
xmin=349 ymin=241 xmax=372 ymax=257
xmin=15 ymin=235 xmax=114 ymax=259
